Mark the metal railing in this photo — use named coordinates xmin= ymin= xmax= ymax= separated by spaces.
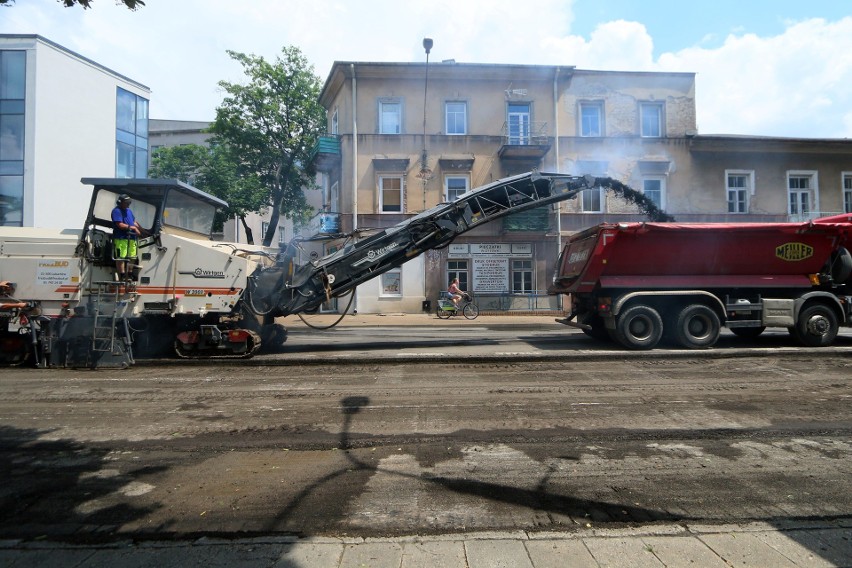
xmin=500 ymin=121 xmax=549 ymax=146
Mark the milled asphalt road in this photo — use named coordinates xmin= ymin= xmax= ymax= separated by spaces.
xmin=3 ymin=313 xmax=851 ymax=567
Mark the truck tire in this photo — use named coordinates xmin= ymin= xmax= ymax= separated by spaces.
xmin=793 ymin=303 xmax=839 ymax=347
xmin=614 ymin=305 xmax=663 ymax=350
xmin=673 ymin=304 xmax=720 ymax=349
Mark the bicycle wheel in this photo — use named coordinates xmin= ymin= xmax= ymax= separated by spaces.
xmin=463 ymin=302 xmax=479 ymax=319
xmin=436 ymin=305 xmax=451 ymax=319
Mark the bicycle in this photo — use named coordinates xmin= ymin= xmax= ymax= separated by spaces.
xmin=436 ymin=292 xmax=479 ymax=320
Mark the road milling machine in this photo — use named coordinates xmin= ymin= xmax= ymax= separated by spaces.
xmin=0 ymin=171 xmax=656 ymax=368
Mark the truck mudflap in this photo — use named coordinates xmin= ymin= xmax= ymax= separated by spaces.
xmin=174 ymin=326 xmax=261 ymax=359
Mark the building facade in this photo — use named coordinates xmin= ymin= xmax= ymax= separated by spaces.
xmin=0 ymin=35 xmax=150 ymax=228
xmin=312 ymin=62 xmax=701 ymax=313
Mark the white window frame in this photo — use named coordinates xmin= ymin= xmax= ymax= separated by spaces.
xmin=261 ymin=221 xmax=270 ymax=240
xmin=642 ymin=177 xmax=666 ymax=210
xmin=581 ymin=185 xmax=604 ymax=213
xmin=725 ymin=169 xmax=754 ymax=214
xmin=843 ymin=172 xmax=852 ymax=214
xmin=379 ymin=100 xmax=402 ymax=134
xmin=639 ymin=102 xmax=664 ymax=138
xmin=787 ymin=170 xmax=819 ymax=219
xmin=447 ymin=260 xmax=469 ymax=294
xmin=278 ymin=226 xmax=287 ymax=246
xmin=331 ymin=107 xmax=339 ymax=135
xmin=380 ymin=268 xmax=402 ymax=297
xmin=511 ymin=259 xmax=534 ymax=294
xmin=444 ymin=174 xmax=469 ymax=202
xmin=378 ymin=174 xmax=404 ymax=213
xmin=579 ymin=101 xmax=603 ymax=137
xmin=445 ymin=101 xmax=467 ymax=135
xmin=507 ymin=103 xmax=531 ymax=145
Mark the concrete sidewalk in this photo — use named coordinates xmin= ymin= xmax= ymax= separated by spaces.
xmin=1 ymin=519 xmax=849 ymax=567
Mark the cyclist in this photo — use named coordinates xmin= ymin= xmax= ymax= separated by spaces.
xmin=447 ymin=277 xmax=464 ymax=308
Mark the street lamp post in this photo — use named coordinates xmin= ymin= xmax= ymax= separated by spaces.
xmin=419 ymin=38 xmax=433 ymax=210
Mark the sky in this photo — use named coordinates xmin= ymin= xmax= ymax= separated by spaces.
xmin=2 ymin=0 xmax=851 ymax=138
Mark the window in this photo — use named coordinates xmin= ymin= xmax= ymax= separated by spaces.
xmin=331 ymin=107 xmax=339 ymax=135
xmin=512 ymin=260 xmax=534 ymax=293
xmin=379 ymin=175 xmax=403 ymax=212
xmin=447 ymin=260 xmax=469 ymax=293
xmin=0 ymin=50 xmax=25 ymax=227
xmin=116 ymin=87 xmax=149 ymax=178
xmin=380 ymin=268 xmax=402 ymax=296
xmin=788 ymin=171 xmax=817 ymax=218
xmin=579 ymin=102 xmax=603 ymax=137
xmin=844 ymin=173 xmax=852 ymax=214
xmin=581 ymin=186 xmax=603 ymax=212
xmin=261 ymin=221 xmax=270 ymax=242
xmin=642 ymin=177 xmax=665 ymax=209
xmin=640 ymin=102 xmax=663 ymax=138
xmin=278 ymin=226 xmax=287 ymax=246
xmin=379 ymin=101 xmax=401 ymax=134
xmin=445 ymin=101 xmax=467 ymax=135
xmin=507 ymin=103 xmax=531 ymax=145
xmin=444 ymin=175 xmax=469 ymax=202
xmin=726 ymin=170 xmax=753 ymax=213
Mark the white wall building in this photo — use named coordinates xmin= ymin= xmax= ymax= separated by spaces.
xmin=0 ymin=34 xmax=150 ymax=228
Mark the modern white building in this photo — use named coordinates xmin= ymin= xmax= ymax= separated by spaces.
xmin=0 ymin=34 xmax=150 ymax=228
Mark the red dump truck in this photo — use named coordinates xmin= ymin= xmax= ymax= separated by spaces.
xmin=548 ymin=214 xmax=852 ymax=349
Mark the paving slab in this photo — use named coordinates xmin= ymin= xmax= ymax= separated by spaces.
xmin=465 ymin=539 xmax=534 ymax=568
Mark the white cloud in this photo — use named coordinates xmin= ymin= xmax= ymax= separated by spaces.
xmin=1 ymin=2 xmax=850 ymax=137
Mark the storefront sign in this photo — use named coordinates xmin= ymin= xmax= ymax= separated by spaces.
xmin=473 ymin=257 xmax=509 ymax=292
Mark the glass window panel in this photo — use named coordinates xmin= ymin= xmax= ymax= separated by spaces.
xmin=380 ymin=102 xmax=401 ymax=134
xmin=116 ymin=88 xmax=136 ymax=133
xmin=380 ymin=176 xmax=402 ymax=212
xmin=0 ymin=161 xmax=23 ymax=175
xmin=135 ymin=148 xmax=147 ymax=178
xmin=1 ymin=51 xmax=26 ymax=100
xmin=116 ymin=129 xmax=135 ymax=146
xmin=0 ymin=100 xmax=25 ymax=114
xmin=580 ymin=104 xmax=601 ymax=137
xmin=381 ymin=269 xmax=401 ymax=296
xmin=163 ymin=190 xmax=216 ymax=235
xmin=0 ymin=114 xmax=24 ymax=160
xmin=135 ymin=97 xmax=148 ymax=138
xmin=446 ymin=102 xmax=466 ymax=135
xmin=0 ymin=175 xmax=23 ymax=226
xmin=445 ymin=175 xmax=468 ymax=201
xmin=116 ymin=141 xmax=134 ymax=178
xmin=643 ymin=179 xmax=662 ymax=208
xmin=641 ymin=103 xmax=662 ymax=137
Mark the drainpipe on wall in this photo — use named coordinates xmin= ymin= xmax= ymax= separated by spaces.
xmin=350 ymin=63 xmax=359 ymax=313
xmin=553 ymin=67 xmax=562 ymax=252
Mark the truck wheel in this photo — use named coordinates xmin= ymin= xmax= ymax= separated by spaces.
xmin=673 ymin=304 xmax=720 ymax=349
xmin=614 ymin=305 xmax=663 ymax=350
xmin=793 ymin=303 xmax=839 ymax=347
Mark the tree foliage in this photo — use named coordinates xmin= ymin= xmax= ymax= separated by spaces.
xmin=150 ymin=143 xmax=268 ymax=242
xmin=210 ymin=46 xmax=326 ymax=247
xmin=0 ymin=0 xmax=145 ymax=8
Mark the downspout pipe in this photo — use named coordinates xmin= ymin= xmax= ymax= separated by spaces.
xmin=553 ymin=67 xmax=562 ymax=252
xmin=350 ymin=63 xmax=359 ymax=314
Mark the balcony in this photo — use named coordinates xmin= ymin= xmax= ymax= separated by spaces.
xmin=309 ymin=134 xmax=341 ymax=172
xmin=498 ymin=121 xmax=551 ymax=161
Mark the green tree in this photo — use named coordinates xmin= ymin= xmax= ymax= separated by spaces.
xmin=0 ymin=0 xmax=145 ymax=8
xmin=210 ymin=46 xmax=326 ymax=247
xmin=150 ymin=143 xmax=268 ymax=242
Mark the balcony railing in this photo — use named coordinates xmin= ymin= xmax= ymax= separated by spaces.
xmin=500 ymin=121 xmax=549 ymax=146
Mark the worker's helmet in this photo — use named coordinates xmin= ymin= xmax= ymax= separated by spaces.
xmin=116 ymin=194 xmax=132 ymax=204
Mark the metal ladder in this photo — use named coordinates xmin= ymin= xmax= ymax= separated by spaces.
xmin=91 ymin=280 xmax=134 ymax=361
